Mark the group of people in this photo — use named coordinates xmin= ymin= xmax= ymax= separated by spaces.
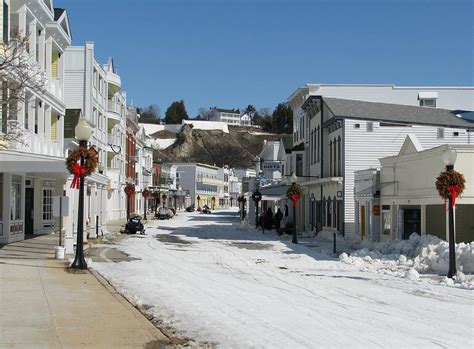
xmin=259 ymin=205 xmax=289 ymax=235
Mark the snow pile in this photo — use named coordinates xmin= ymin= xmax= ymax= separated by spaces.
xmin=339 ymin=234 xmax=474 ymax=288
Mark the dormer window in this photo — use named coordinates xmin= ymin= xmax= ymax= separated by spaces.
xmin=418 ymin=92 xmax=438 ymax=108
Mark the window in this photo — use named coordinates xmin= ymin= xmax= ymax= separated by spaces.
xmin=0 ymin=174 xmax=3 ymax=221
xmin=42 ymin=189 xmax=53 ymax=221
xmin=10 ymin=175 xmax=21 ymax=220
xmin=366 ymin=122 xmax=373 ymax=132
xmin=437 ymin=128 xmax=444 ymax=139
xmin=337 ymin=136 xmax=342 ymax=176
xmin=420 ymin=99 xmax=436 ymax=107
xmin=354 ymin=124 xmax=360 ymax=129
xmin=3 ymin=1 xmax=8 ymax=44
xmin=453 ymin=131 xmax=459 ymax=137
xmin=382 ymin=211 xmax=391 ymax=235
xmin=329 ymin=140 xmax=333 ymax=176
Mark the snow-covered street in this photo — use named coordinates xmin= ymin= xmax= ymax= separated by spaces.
xmin=93 ymin=209 xmax=473 ymax=348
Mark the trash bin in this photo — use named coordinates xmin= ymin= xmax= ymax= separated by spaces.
xmin=55 ymin=246 xmax=65 ymax=259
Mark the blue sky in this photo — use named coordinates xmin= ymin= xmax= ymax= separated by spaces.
xmin=56 ymin=0 xmax=473 ymax=117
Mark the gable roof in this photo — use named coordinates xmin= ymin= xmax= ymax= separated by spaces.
xmin=321 ymin=97 xmax=473 ymax=129
xmin=398 ymin=134 xmax=424 ymax=155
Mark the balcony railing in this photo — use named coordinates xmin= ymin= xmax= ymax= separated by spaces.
xmin=107 ymin=100 xmax=123 ymax=116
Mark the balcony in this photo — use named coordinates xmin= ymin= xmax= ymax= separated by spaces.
xmin=48 ymin=78 xmax=62 ymax=100
xmin=197 ymin=176 xmax=222 ymax=186
xmin=107 ymin=100 xmax=123 ymax=123
xmin=107 ymin=133 xmax=121 ymax=146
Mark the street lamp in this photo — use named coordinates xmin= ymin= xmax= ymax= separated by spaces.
xmin=252 ymin=189 xmax=262 ymax=228
xmin=71 ymin=118 xmax=92 ymax=270
xmin=291 ymin=172 xmax=298 ymax=244
xmin=142 ymin=188 xmax=150 ymax=220
xmin=125 ymin=176 xmax=134 ymax=220
xmin=443 ymin=146 xmax=457 ymax=278
xmin=310 ymin=193 xmax=315 ymax=230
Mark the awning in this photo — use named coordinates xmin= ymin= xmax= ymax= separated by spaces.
xmin=259 ymin=183 xmax=289 ymax=201
xmin=0 ymin=150 xmax=67 ymax=176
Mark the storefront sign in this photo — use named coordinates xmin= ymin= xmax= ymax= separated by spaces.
xmin=373 ymin=205 xmax=380 ymax=216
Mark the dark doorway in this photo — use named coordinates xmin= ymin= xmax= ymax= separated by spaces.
xmin=25 ymin=188 xmax=34 ymax=235
xmin=403 ymin=209 xmax=421 ymax=239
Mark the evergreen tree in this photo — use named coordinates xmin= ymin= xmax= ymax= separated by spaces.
xmin=271 ymin=103 xmax=293 ymax=134
xmin=165 ymin=100 xmax=189 ymax=124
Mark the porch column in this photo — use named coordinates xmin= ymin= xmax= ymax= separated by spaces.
xmin=44 ymin=105 xmax=51 ymax=141
xmin=37 ymin=100 xmax=44 ymax=137
xmin=354 ymin=200 xmax=360 ymax=235
xmin=45 ymin=37 xmax=53 ymax=81
xmin=1 ymin=173 xmax=12 ymax=244
xmin=420 ymin=205 xmax=426 ymax=236
xmin=28 ymin=20 xmax=37 ymax=60
xmin=18 ymin=7 xmax=26 ymax=37
xmin=27 ymin=96 xmax=35 ymax=132
xmin=38 ymin=29 xmax=46 ymax=69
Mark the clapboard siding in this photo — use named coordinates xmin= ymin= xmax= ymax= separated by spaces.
xmin=64 ymin=71 xmax=84 ymax=108
xmin=344 ymin=118 xmax=471 ymax=236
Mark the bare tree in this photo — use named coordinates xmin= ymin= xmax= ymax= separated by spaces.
xmin=0 ymin=31 xmax=47 ymax=149
xmin=197 ymin=107 xmax=213 ymax=120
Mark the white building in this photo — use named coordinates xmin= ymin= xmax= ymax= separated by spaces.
xmin=287 ymin=90 xmax=473 ymax=239
xmin=175 ymin=163 xmax=223 ymax=209
xmin=289 ymin=83 xmax=474 ymax=147
xmin=378 ymin=138 xmax=473 ymax=243
xmin=62 ymin=42 xmax=127 ymax=252
xmin=0 ymin=0 xmax=71 ymax=244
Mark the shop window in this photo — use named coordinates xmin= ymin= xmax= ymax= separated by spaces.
xmin=10 ymin=175 xmax=21 ymax=220
xmin=42 ymin=189 xmax=53 ymax=221
xmin=382 ymin=211 xmax=391 ymax=235
xmin=0 ymin=173 xmax=3 ymax=221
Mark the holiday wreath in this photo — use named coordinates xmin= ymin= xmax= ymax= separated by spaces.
xmin=124 ymin=183 xmax=135 ymax=197
xmin=66 ymin=147 xmax=98 ymax=189
xmin=435 ymin=170 xmax=465 ymax=207
xmin=287 ymin=183 xmax=303 ymax=207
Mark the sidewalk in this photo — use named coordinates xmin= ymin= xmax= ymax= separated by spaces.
xmin=0 ymin=235 xmax=170 ymax=348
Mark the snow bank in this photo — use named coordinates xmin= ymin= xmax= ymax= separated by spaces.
xmin=153 ymin=138 xmax=176 ymax=149
xmin=339 ymin=234 xmax=474 ymax=288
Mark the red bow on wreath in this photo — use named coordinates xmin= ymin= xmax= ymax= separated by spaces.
xmin=70 ymin=163 xmax=87 ymax=189
xmin=291 ymin=194 xmax=301 ymax=208
xmin=447 ymin=184 xmax=462 ymax=208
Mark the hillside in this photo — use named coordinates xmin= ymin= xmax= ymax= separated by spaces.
xmin=153 ymin=124 xmax=284 ymax=168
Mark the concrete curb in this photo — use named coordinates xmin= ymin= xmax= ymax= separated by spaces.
xmin=89 ymin=268 xmax=171 ymax=345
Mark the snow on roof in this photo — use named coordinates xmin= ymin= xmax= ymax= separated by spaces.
xmin=182 ymin=120 xmax=229 ymax=133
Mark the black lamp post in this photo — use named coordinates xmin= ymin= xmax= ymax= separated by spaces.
xmin=197 ymin=195 xmax=201 ymax=207
xmin=291 ymin=172 xmax=298 ymax=244
xmin=252 ymin=189 xmax=262 ymax=228
xmin=142 ymin=188 xmax=149 ymax=220
xmin=71 ymin=118 xmax=92 ymax=270
xmin=443 ymin=146 xmax=457 ymax=279
xmin=310 ymin=193 xmax=315 ymax=230
xmin=125 ymin=177 xmax=133 ymax=220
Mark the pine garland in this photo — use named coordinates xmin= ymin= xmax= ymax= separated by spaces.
xmin=435 ymin=170 xmax=465 ymax=200
xmin=66 ymin=147 xmax=98 ymax=176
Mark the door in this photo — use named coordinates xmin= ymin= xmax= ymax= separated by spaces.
xmin=25 ymin=188 xmax=34 ymax=235
xmin=360 ymin=205 xmax=366 ymax=239
xmin=403 ymin=209 xmax=421 ymax=240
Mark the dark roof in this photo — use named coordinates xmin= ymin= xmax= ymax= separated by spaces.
xmin=213 ymin=107 xmax=240 ymax=114
xmin=54 ymin=8 xmax=65 ymax=21
xmin=292 ymin=142 xmax=304 ymax=151
xmin=280 ymin=135 xmax=293 ymax=153
xmin=322 ymin=97 xmax=473 ymax=129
